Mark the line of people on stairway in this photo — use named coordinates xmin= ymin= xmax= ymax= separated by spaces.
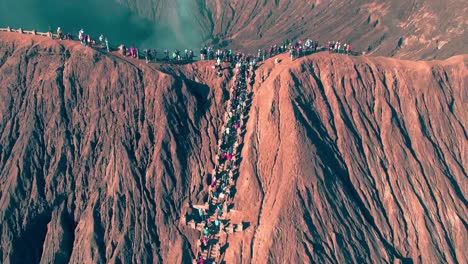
xmin=193 ymin=60 xmax=255 ymax=264
xmin=212 ymin=51 xmax=257 ymax=78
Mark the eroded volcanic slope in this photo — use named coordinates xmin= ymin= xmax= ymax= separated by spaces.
xmin=234 ymin=54 xmax=467 ymax=263
xmin=1 ymin=33 xmax=467 ymax=264
xmin=121 ymin=0 xmax=468 ymax=60
xmin=0 ymin=34 xmax=231 ymax=263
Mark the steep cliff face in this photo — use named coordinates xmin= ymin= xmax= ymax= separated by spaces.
xmin=230 ymin=54 xmax=467 ymax=263
xmin=119 ymin=0 xmax=468 ymax=59
xmin=0 ymin=33 xmax=230 ymax=263
xmin=0 ymin=32 xmax=467 ymax=264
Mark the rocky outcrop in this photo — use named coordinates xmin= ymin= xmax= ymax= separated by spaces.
xmin=0 ymin=33 xmax=467 ymax=263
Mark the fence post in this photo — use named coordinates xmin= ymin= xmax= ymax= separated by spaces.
xmin=7 ymin=26 xmax=11 ymax=32
xmin=19 ymin=28 xmax=23 ymax=34
xmin=32 ymin=29 xmax=36 ymax=35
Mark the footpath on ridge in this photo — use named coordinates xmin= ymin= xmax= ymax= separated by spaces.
xmin=182 ymin=61 xmax=256 ymax=264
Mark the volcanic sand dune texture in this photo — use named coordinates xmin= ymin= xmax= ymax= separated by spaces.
xmin=0 ymin=32 xmax=467 ymax=263
xmin=120 ymin=0 xmax=468 ymax=60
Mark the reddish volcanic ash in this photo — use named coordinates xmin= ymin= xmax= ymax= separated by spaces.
xmin=0 ymin=32 xmax=467 ymax=263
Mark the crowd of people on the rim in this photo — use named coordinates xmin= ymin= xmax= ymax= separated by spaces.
xmin=200 ymin=38 xmax=353 ymax=66
xmin=47 ymin=27 xmax=356 ymax=68
xmin=187 ymin=58 xmax=254 ymax=264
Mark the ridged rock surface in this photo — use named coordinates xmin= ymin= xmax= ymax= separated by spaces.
xmin=234 ymin=54 xmax=467 ymax=263
xmin=0 ymin=33 xmax=230 ymax=263
xmin=0 ymin=33 xmax=467 ymax=263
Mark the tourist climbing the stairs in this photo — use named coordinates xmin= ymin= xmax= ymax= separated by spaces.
xmin=198 ymin=208 xmax=205 ymax=221
xmin=197 ymin=253 xmax=205 ymax=264
xmin=201 ymin=236 xmax=209 ymax=250
xmin=203 ymin=226 xmax=210 ymax=236
xmin=210 ymin=175 xmax=216 ymax=188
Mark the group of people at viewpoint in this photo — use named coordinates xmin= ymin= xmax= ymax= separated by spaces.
xmin=326 ymin=40 xmax=352 ymax=54
xmin=265 ymin=39 xmax=352 ymax=60
xmin=77 ymin=29 xmax=110 ymax=52
xmin=52 ymin=27 xmax=195 ymax=63
xmin=53 ymin=27 xmax=111 ymax=52
xmin=118 ymin=46 xmax=196 ymax=63
xmin=209 ymin=48 xmax=259 ymax=77
xmin=200 ymin=38 xmax=354 ymax=67
xmin=188 ymin=59 xmax=255 ymax=264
